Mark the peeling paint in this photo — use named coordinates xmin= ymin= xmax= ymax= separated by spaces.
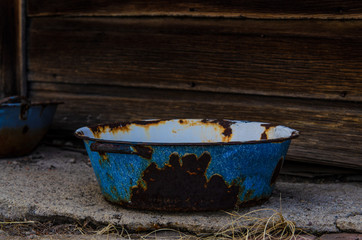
xmin=130 ymin=152 xmax=240 ymax=211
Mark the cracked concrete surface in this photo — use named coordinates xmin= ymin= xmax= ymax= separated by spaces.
xmin=0 ymin=146 xmax=361 ymax=234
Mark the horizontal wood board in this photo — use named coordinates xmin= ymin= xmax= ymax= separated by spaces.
xmin=28 ymin=18 xmax=362 ymax=102
xmin=28 ymin=0 xmax=362 ymax=19
xmin=29 ymin=82 xmax=362 ymax=169
xmin=27 ymin=16 xmax=362 ymax=169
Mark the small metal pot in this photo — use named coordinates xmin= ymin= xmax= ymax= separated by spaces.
xmin=0 ymin=96 xmax=61 ymax=157
xmin=75 ymin=119 xmax=299 ymax=211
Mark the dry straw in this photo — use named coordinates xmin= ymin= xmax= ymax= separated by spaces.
xmin=96 ymin=223 xmax=131 ymax=239
xmin=209 ymin=208 xmax=305 ymax=240
xmin=0 ymin=207 xmax=309 ymax=239
xmin=136 ymin=208 xmax=309 ymax=240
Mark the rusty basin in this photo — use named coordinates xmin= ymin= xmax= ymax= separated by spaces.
xmin=75 ymin=119 xmax=299 ymax=211
xmin=0 ymin=96 xmax=61 ymax=157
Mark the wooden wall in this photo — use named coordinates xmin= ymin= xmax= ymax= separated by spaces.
xmin=26 ymin=1 xmax=362 ymax=169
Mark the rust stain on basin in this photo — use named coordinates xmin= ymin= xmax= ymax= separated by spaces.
xmin=90 ymin=119 xmax=236 ymax=143
xmin=98 ymin=152 xmax=110 ymax=165
xmin=132 ymin=145 xmax=154 ymax=160
xmin=129 ymin=152 xmax=240 ymax=211
xmin=91 ymin=120 xmax=166 ymax=139
xmin=90 ymin=125 xmax=122 ymax=139
xmin=186 ymin=119 xmax=236 ymax=142
xmin=215 ymin=119 xmax=234 ymax=139
xmin=260 ymin=123 xmax=278 ymax=140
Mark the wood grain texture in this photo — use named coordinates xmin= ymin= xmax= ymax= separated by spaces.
xmin=29 ymin=82 xmax=362 ymax=169
xmin=27 ymin=0 xmax=362 ymax=19
xmin=28 ymin=18 xmax=362 ymax=102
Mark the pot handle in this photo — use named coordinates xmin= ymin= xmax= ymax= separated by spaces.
xmin=0 ymin=96 xmax=31 ymax=120
xmin=90 ymin=142 xmax=133 ymax=154
xmin=90 ymin=142 xmax=153 ymax=159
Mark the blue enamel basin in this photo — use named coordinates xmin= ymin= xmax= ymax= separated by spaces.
xmin=75 ymin=119 xmax=299 ymax=211
xmin=0 ymin=96 xmax=60 ymax=157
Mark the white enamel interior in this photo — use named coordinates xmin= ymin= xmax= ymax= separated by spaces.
xmin=76 ymin=119 xmax=298 ymax=144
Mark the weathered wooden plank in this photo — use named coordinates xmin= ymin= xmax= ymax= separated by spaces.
xmin=28 ymin=18 xmax=362 ymax=102
xmin=27 ymin=0 xmax=362 ymax=19
xmin=29 ymin=82 xmax=362 ymax=169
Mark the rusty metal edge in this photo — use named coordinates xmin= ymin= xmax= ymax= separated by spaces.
xmin=74 ymin=119 xmax=300 ymax=146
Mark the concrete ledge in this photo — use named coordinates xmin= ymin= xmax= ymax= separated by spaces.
xmin=1 ymin=146 xmax=361 ymax=234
